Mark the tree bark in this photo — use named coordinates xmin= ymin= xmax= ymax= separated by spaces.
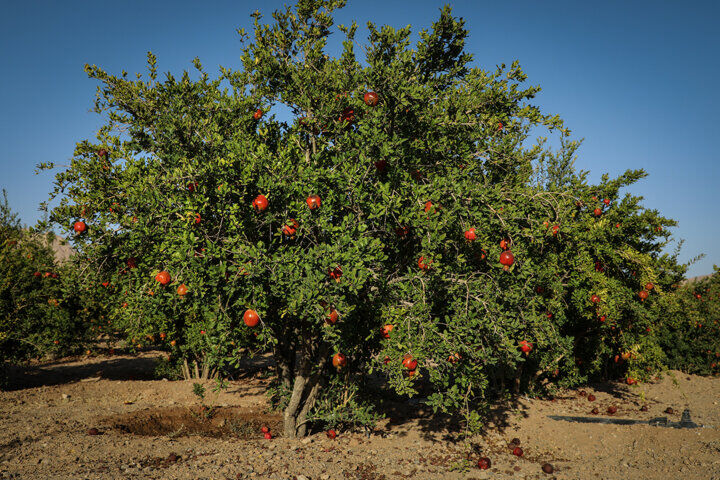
xmin=282 ymin=342 xmax=329 ymax=438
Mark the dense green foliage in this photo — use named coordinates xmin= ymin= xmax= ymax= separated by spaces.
xmin=27 ymin=0 xmax=711 ymax=436
xmin=657 ymin=268 xmax=720 ymax=375
xmin=0 ymin=191 xmax=93 ymax=378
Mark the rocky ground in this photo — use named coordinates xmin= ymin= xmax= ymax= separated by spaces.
xmin=1 ymin=351 xmax=719 ymax=479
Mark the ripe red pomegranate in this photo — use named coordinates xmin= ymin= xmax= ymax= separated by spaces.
xmin=326 ymin=429 xmax=337 ymax=439
xmin=590 ymin=294 xmax=600 ymax=303
xmin=177 ymin=284 xmax=188 ymax=296
xmin=402 ymin=355 xmax=418 ymax=371
xmin=326 ymin=309 xmax=339 ymax=325
xmin=603 ymin=198 xmax=610 ymax=205
xmin=464 ymin=228 xmax=476 ymax=241
xmin=381 ymin=324 xmax=394 ymax=339
xmin=477 ymin=457 xmax=491 ymax=470
xmin=593 ymin=208 xmax=602 ymax=217
xmin=638 ymin=290 xmax=649 ymax=301
xmin=587 ymin=394 xmax=596 ymax=402
xmin=645 ymin=282 xmax=654 ymax=290
xmin=418 ymin=256 xmax=432 ymax=270
xmin=155 ymin=271 xmax=171 ymax=285
xmin=253 ymin=108 xmax=263 ymax=120
xmin=607 ymin=406 xmax=617 ymax=414
xmin=499 ymin=239 xmax=509 ymax=250
xmin=264 ymin=432 xmax=272 ymax=440
xmin=306 ymin=194 xmax=321 ymax=210
xmin=328 ymin=266 xmax=342 ymax=282
xmin=243 ymin=309 xmax=260 ymax=327
xmin=332 ymin=353 xmax=347 ymax=368
xmin=499 ymin=250 xmax=514 ymax=270
xmin=73 ymin=221 xmax=87 ymax=233
xmin=519 ymin=340 xmax=533 ymax=354
xmin=261 ymin=426 xmax=269 ymax=434
xmin=512 ymin=447 xmax=523 ymax=457
xmin=253 ymin=194 xmax=268 ymax=211
xmin=542 ymin=463 xmax=554 ymax=474
xmin=363 ymin=91 xmax=379 ymax=106
xmin=283 ymin=218 xmax=299 ymax=236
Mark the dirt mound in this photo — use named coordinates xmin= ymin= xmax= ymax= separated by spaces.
xmin=104 ymin=406 xmax=282 ymax=438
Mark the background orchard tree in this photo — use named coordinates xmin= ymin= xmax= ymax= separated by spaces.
xmin=42 ymin=0 xmax=685 ymax=436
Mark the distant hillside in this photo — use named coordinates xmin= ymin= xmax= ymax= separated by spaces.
xmin=48 ymin=234 xmax=74 ymax=263
xmin=682 ymin=274 xmax=713 ymax=285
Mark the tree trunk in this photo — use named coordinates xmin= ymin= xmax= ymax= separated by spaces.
xmin=282 ymin=343 xmax=329 ymax=438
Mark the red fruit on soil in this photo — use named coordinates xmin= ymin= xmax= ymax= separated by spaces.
xmin=645 ymin=282 xmax=654 ymax=291
xmin=593 ymin=208 xmax=602 ymax=217
xmin=87 ymin=428 xmax=100 ymax=436
xmin=418 ymin=256 xmax=432 ymax=271
xmin=253 ymin=194 xmax=268 ymax=212
xmin=512 ymin=447 xmax=524 ymax=457
xmin=381 ymin=324 xmax=394 ymax=339
xmin=261 ymin=426 xmax=270 ymax=434
xmin=402 ymin=355 xmax=418 ymax=371
xmin=638 ymin=290 xmax=649 ymax=301
xmin=477 ymin=457 xmax=491 ymax=470
xmin=326 ymin=429 xmax=337 ymax=439
xmin=579 ymin=390 xmax=587 ymax=397
xmin=332 ymin=353 xmax=347 ymax=368
xmin=177 ymin=284 xmax=188 ymax=296
xmin=464 ymin=228 xmax=476 ymax=242
xmin=306 ymin=194 xmax=321 ymax=210
xmin=640 ymin=405 xmax=648 ymax=412
xmin=590 ymin=407 xmax=599 ymax=415
xmin=73 ymin=221 xmax=87 ymax=233
xmin=664 ymin=407 xmax=674 ymax=414
xmin=374 ymin=159 xmax=387 ymax=172
xmin=590 ymin=294 xmax=600 ymax=303
xmin=542 ymin=463 xmax=554 ymax=474
xmin=626 ymin=377 xmax=637 ymax=385
xmin=499 ymin=250 xmax=514 ymax=268
xmin=253 ymin=108 xmax=263 ymax=120
xmin=588 ymin=394 xmax=596 ymax=402
xmin=326 ymin=309 xmax=339 ymax=325
xmin=264 ymin=432 xmax=272 ymax=440
xmin=607 ymin=406 xmax=617 ymax=414
xmin=363 ymin=91 xmax=379 ymax=106
xmin=155 ymin=271 xmax=171 ymax=285
xmin=243 ymin=309 xmax=260 ymax=327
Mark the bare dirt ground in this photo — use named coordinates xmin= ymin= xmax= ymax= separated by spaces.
xmin=1 ymin=351 xmax=719 ymax=480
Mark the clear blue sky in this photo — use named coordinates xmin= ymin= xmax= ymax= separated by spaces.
xmin=1 ymin=0 xmax=718 ymax=277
